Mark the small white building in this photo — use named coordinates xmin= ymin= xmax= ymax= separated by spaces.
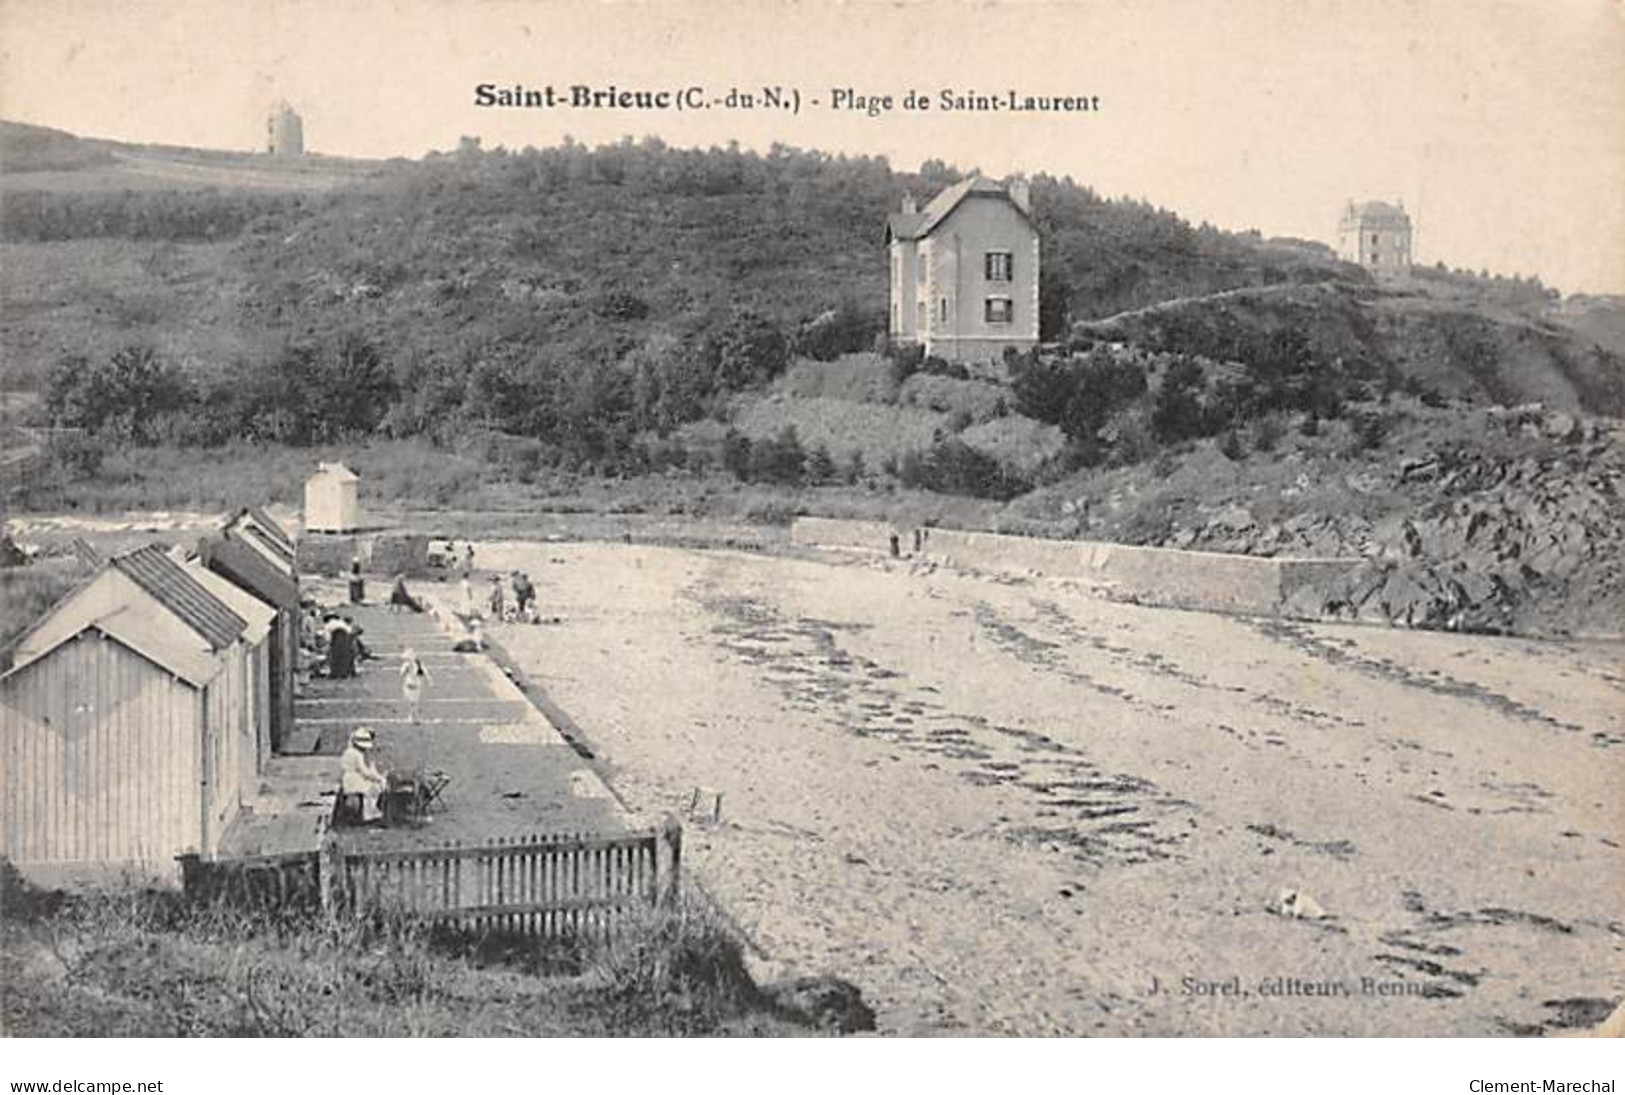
xmin=303 ymin=462 xmax=360 ymax=533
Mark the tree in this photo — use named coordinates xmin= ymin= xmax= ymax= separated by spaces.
xmin=712 ymin=311 xmax=789 ymax=391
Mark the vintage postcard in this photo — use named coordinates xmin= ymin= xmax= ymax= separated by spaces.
xmin=0 ymin=0 xmax=1621 ymax=1061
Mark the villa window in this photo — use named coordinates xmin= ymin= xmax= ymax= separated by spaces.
xmin=985 ymin=251 xmax=1013 ymax=282
xmin=939 ymin=298 xmax=949 ymax=323
xmin=985 ymin=297 xmax=1013 ymax=324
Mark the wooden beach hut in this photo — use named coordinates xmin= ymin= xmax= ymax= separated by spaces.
xmin=0 ymin=545 xmax=263 ymax=887
xmin=200 ymin=511 xmax=300 ymax=755
xmin=304 ymin=462 xmax=360 ymax=533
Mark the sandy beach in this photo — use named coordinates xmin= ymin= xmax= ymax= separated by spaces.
xmin=477 ymin=541 xmax=1620 ymax=1035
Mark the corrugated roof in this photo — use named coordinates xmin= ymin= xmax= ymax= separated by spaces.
xmin=111 ymin=544 xmax=247 ymax=652
xmin=199 ymin=533 xmax=300 ymax=611
xmin=887 ymin=176 xmax=1033 ymax=242
xmin=227 ymin=507 xmax=296 ymax=566
xmin=240 ymin=506 xmax=296 ymax=555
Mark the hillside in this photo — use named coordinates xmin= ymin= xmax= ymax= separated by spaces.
xmin=6 ymin=125 xmax=1625 ymax=636
xmin=0 ymin=119 xmax=378 ymax=192
xmin=1074 ymin=282 xmax=1625 ymax=417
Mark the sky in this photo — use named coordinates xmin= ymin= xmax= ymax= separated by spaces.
xmin=2 ymin=0 xmax=1622 ymax=294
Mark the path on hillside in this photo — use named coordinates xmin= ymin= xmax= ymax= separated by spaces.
xmin=486 ymin=540 xmax=1624 ymax=1036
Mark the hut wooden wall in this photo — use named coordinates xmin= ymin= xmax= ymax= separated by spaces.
xmin=202 ymin=643 xmax=257 ymax=855
xmin=0 ymin=632 xmax=201 ymax=884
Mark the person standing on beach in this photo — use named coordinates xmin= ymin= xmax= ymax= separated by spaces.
xmin=399 ymin=647 xmax=431 ymax=722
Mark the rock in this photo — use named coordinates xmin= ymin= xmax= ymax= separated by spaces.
xmin=1275 ymin=888 xmax=1328 ymax=920
xmin=763 ymin=975 xmax=877 ymax=1033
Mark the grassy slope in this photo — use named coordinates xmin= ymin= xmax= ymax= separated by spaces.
xmin=0 ymin=888 xmax=808 ymax=1037
xmin=1 ymin=241 xmax=250 ymax=388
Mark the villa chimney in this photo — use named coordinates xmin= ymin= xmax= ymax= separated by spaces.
xmin=901 ymin=192 xmax=917 ymax=214
xmin=1007 ymin=176 xmax=1031 ymax=214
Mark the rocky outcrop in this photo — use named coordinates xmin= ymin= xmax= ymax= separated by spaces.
xmin=1184 ymin=407 xmax=1624 ymax=635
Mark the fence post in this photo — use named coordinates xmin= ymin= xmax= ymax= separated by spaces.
xmin=177 ymin=853 xmax=202 ymax=903
xmin=658 ymin=815 xmax=683 ymax=910
xmin=317 ymin=834 xmax=340 ymax=919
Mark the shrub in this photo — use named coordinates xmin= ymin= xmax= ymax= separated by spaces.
xmin=43 ymin=430 xmax=107 ymax=478
xmin=805 ymin=443 xmax=837 ymax=484
xmin=711 ymin=311 xmax=789 ymax=391
xmin=887 ymin=344 xmax=925 ymax=386
xmin=1218 ymin=429 xmax=1247 ymax=461
xmin=896 ymin=439 xmax=1031 ymax=500
xmin=791 ymin=300 xmax=883 ymax=361
xmin=589 ymin=894 xmax=763 ymax=1031
xmin=745 ymin=425 xmax=805 ymax=485
xmin=1150 ymin=356 xmax=1211 ymax=443
xmin=721 ymin=428 xmax=752 ymax=479
xmin=1250 ymin=413 xmax=1285 ymax=453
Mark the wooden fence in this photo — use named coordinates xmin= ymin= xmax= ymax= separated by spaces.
xmin=182 ymin=820 xmax=682 ymax=941
xmin=178 ymin=848 xmax=324 ymax=913
xmin=336 ymin=825 xmax=678 ymax=940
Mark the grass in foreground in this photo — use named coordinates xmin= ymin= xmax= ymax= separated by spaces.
xmin=0 ymin=871 xmax=818 ymax=1038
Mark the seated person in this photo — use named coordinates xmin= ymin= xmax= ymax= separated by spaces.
xmin=340 ymin=727 xmax=388 ymax=823
xmin=389 ymin=573 xmax=425 ymax=613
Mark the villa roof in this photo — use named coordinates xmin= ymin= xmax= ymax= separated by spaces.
xmin=1346 ymin=200 xmax=1410 ymax=225
xmin=888 ymin=176 xmax=1034 ymax=242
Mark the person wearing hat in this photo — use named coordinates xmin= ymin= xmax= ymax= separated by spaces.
xmin=341 ymin=727 xmax=388 ymax=823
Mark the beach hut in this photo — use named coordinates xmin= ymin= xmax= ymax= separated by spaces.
xmin=0 ymin=545 xmax=261 ymax=887
xmin=200 ymin=510 xmax=300 ymax=754
xmin=182 ymin=552 xmax=276 ymax=777
xmin=304 ymin=462 xmax=360 ymax=533
xmin=227 ymin=506 xmax=297 ymax=571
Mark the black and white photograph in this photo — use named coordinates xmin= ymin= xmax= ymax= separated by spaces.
xmin=0 ymin=0 xmax=1621 ymax=1080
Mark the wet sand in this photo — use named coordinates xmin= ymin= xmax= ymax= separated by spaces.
xmin=484 ymin=541 xmax=1624 ymax=1036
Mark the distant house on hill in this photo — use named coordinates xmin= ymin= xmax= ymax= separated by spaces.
xmin=1338 ymin=199 xmax=1412 ymax=276
xmin=887 ymin=176 xmax=1040 ymax=365
xmin=267 ymin=101 xmax=304 ymax=158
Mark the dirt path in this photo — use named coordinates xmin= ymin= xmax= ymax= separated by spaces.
xmin=484 ymin=541 xmax=1624 ymax=1036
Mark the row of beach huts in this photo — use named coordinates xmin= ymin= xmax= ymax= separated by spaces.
xmin=0 ymin=506 xmax=306 ymax=889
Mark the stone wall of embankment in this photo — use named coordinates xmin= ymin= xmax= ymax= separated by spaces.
xmin=791 ymin=517 xmax=1361 ymax=619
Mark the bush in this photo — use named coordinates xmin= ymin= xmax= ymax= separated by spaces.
xmin=745 ymin=425 xmax=805 ymax=485
xmin=792 ymin=301 xmax=883 ymax=361
xmin=897 ymin=439 xmax=1031 ymax=500
xmin=589 ymin=894 xmax=763 ymax=1031
xmin=1010 ymin=346 xmax=1148 ymax=444
xmin=1150 ymin=356 xmax=1212 ymax=443
xmin=44 ymin=346 xmax=193 ymax=443
xmin=711 ymin=311 xmax=789 ymax=391
xmin=887 ymin=344 xmax=925 ymax=386
xmin=721 ymin=428 xmax=752 ymax=479
xmin=1250 ymin=413 xmax=1285 ymax=453
xmin=43 ymin=431 xmax=107 ymax=478
xmin=1218 ymin=429 xmax=1247 ymax=461
xmin=805 ymin=443 xmax=837 ymax=484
